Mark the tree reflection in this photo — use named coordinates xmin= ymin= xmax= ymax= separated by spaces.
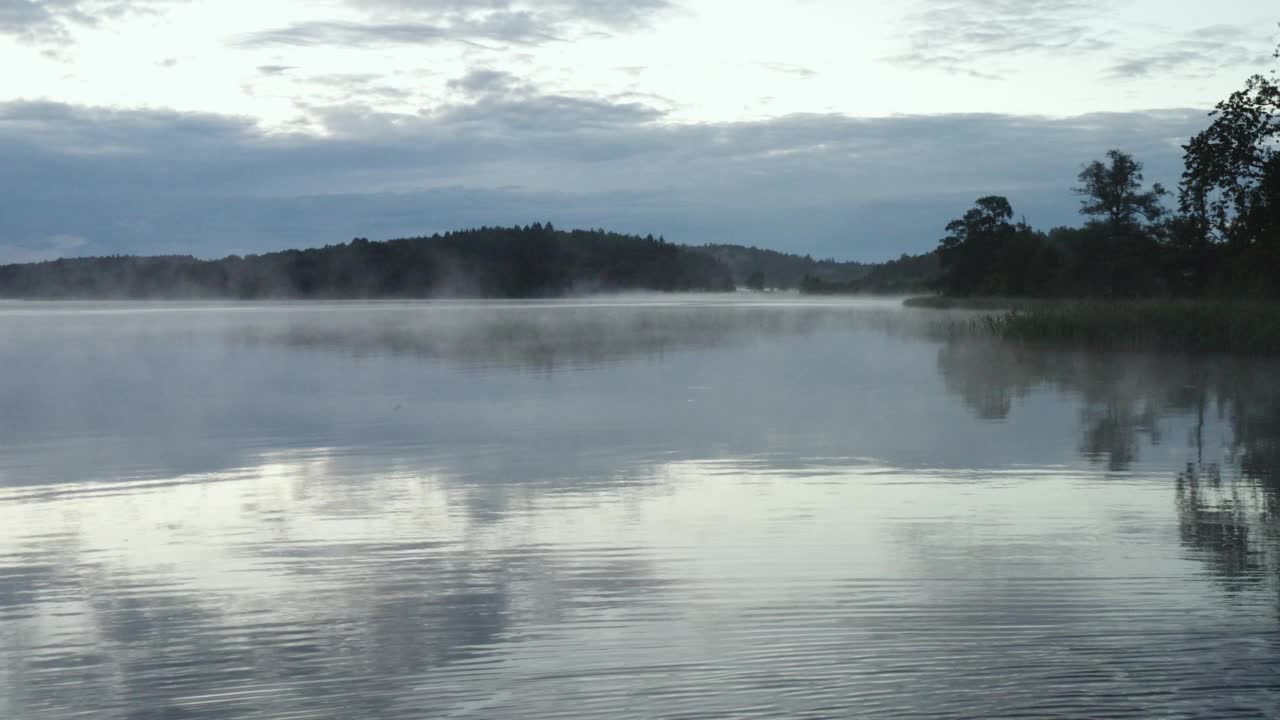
xmin=1174 ymin=463 xmax=1274 ymax=590
xmin=937 ymin=338 xmax=1280 ymax=603
xmin=1078 ymin=400 xmax=1161 ymax=471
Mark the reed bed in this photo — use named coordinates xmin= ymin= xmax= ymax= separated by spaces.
xmin=980 ymin=301 xmax=1280 ymax=355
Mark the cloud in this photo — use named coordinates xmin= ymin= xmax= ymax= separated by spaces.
xmin=238 ymin=0 xmax=671 ymax=50
xmin=0 ymin=0 xmax=182 ymax=47
xmin=761 ymin=63 xmax=817 ymax=80
xmin=0 ymin=80 xmax=1210 ymax=262
xmin=345 ymin=0 xmax=672 ymax=30
xmin=0 ymin=99 xmax=257 ymax=156
xmin=1104 ymin=25 xmax=1277 ymax=79
xmin=887 ymin=0 xmax=1112 ymax=79
xmin=237 ymin=20 xmax=464 ymax=49
xmin=235 ymin=16 xmax=567 ymax=50
xmin=47 ymin=233 xmax=88 ymax=250
xmin=0 ymin=233 xmax=89 ymax=263
xmin=256 ymin=64 xmax=296 ymax=76
xmin=295 ymin=74 xmax=416 ymax=103
xmin=0 ymin=0 xmax=80 ymax=41
xmin=446 ymin=68 xmax=534 ymax=96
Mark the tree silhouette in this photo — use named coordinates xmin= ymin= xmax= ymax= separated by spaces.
xmin=1074 ymin=150 xmax=1167 ymax=228
xmin=1181 ymin=46 xmax=1279 ymax=246
xmin=1179 ymin=43 xmax=1280 ymax=295
xmin=936 ymin=196 xmax=1017 ymax=296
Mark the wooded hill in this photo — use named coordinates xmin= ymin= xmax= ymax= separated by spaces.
xmin=0 ymin=225 xmax=737 ymax=299
xmin=0 ymin=224 xmax=941 ymax=299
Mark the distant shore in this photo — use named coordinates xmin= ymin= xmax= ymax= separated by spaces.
xmin=0 ymin=226 xmax=736 ymax=300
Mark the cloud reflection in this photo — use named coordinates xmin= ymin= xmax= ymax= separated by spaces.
xmin=4 ymin=301 xmax=1280 ymax=717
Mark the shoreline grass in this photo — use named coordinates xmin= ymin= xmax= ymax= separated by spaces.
xmin=979 ymin=300 xmax=1280 ymax=355
xmin=906 ymin=296 xmax=1280 ymax=355
xmin=902 ymin=296 xmax=1046 ymax=311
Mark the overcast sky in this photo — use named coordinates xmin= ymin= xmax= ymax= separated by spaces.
xmin=1 ymin=0 xmax=1276 ymax=262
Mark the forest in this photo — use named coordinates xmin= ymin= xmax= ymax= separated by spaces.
xmin=693 ymin=245 xmax=939 ymax=294
xmin=798 ymin=252 xmax=940 ymax=295
xmin=0 ymin=225 xmax=736 ymax=299
xmin=694 ymin=244 xmax=871 ymax=288
xmin=0 ymin=223 xmax=943 ymax=300
xmin=932 ymin=46 xmax=1280 ymax=299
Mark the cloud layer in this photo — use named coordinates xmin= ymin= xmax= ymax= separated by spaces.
xmin=239 ymin=0 xmax=672 ymax=49
xmin=0 ymin=72 xmax=1210 ymax=263
xmin=1104 ymin=25 xmax=1277 ymax=79
xmin=887 ymin=0 xmax=1111 ymax=79
xmin=0 ymin=0 xmax=182 ymax=46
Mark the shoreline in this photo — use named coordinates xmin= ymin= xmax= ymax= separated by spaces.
xmin=905 ymin=296 xmax=1280 ymax=355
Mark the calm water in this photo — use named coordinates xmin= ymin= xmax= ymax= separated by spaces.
xmin=1 ymin=297 xmax=1278 ymax=718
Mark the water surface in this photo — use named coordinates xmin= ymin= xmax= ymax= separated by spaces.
xmin=2 ymin=297 xmax=1278 ymax=718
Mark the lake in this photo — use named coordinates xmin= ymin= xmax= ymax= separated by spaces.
xmin=1 ymin=296 xmax=1278 ymax=718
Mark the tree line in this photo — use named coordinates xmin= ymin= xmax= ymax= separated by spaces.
xmin=0 ymin=224 xmax=736 ymax=299
xmin=695 ymin=244 xmax=872 ymax=289
xmin=798 ymin=252 xmax=940 ymax=295
xmin=936 ymin=45 xmax=1279 ymax=298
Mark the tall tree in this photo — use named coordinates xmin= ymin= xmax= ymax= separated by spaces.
xmin=1074 ymin=150 xmax=1167 ymax=227
xmin=1180 ymin=45 xmax=1279 ymax=247
xmin=937 ymin=196 xmax=1016 ymax=296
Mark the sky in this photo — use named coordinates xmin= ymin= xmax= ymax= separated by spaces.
xmin=0 ymin=0 xmax=1277 ymax=262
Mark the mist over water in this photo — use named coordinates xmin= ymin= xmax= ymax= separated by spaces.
xmin=2 ymin=296 xmax=1279 ymax=718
